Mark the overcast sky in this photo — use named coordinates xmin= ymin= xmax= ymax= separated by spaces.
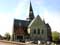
xmin=0 ymin=0 xmax=60 ymax=36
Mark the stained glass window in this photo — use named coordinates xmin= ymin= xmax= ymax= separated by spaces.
xmin=34 ymin=29 xmax=36 ymax=34
xmin=42 ymin=29 xmax=44 ymax=34
xmin=38 ymin=29 xmax=40 ymax=34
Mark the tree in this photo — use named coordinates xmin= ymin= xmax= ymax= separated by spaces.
xmin=52 ymin=31 xmax=59 ymax=41
xmin=4 ymin=32 xmax=11 ymax=41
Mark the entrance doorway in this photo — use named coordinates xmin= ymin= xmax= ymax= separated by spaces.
xmin=17 ymin=36 xmax=23 ymax=41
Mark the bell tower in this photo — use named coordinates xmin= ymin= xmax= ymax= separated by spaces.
xmin=29 ymin=2 xmax=35 ymax=22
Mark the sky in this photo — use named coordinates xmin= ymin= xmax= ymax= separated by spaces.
xmin=0 ymin=0 xmax=60 ymax=36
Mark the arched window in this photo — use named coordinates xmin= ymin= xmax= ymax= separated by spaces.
xmin=34 ymin=29 xmax=36 ymax=34
xmin=42 ymin=29 xmax=44 ymax=34
xmin=38 ymin=29 xmax=40 ymax=34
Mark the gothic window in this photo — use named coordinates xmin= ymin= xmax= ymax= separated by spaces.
xmin=42 ymin=29 xmax=44 ymax=34
xmin=38 ymin=29 xmax=40 ymax=34
xmin=34 ymin=29 xmax=36 ymax=34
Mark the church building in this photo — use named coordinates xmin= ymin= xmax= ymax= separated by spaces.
xmin=12 ymin=2 xmax=52 ymax=42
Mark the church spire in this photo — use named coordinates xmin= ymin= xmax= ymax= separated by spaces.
xmin=29 ymin=1 xmax=35 ymax=22
xmin=30 ymin=1 xmax=33 ymax=11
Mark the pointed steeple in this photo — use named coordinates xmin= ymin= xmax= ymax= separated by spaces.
xmin=30 ymin=2 xmax=33 ymax=11
xmin=29 ymin=1 xmax=35 ymax=22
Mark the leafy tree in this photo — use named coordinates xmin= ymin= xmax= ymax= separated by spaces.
xmin=52 ymin=31 xmax=59 ymax=41
xmin=4 ymin=32 xmax=11 ymax=41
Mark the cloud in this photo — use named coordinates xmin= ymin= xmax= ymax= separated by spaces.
xmin=32 ymin=0 xmax=44 ymax=5
xmin=42 ymin=8 xmax=60 ymax=32
xmin=43 ymin=8 xmax=48 ymax=20
xmin=0 ymin=16 xmax=8 ymax=36
xmin=49 ymin=16 xmax=60 ymax=32
xmin=14 ymin=0 xmax=29 ymax=20
xmin=0 ymin=13 xmax=13 ymax=36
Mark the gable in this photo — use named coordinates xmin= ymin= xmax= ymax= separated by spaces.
xmin=28 ymin=15 xmax=45 ymax=28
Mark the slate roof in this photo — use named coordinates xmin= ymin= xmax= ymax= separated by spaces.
xmin=14 ymin=19 xmax=30 ymax=27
